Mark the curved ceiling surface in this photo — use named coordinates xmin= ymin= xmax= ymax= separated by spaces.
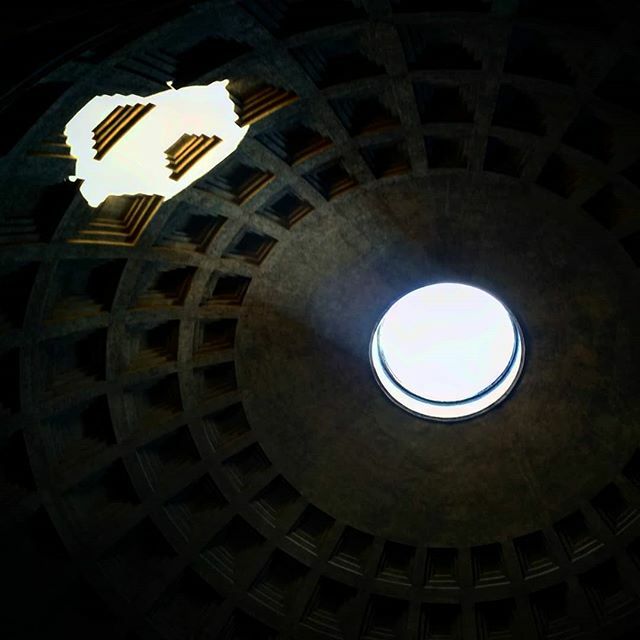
xmin=2 ymin=2 xmax=640 ymax=639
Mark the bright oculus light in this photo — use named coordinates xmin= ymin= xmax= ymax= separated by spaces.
xmin=370 ymin=283 xmax=524 ymax=421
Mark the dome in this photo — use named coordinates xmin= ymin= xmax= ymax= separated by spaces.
xmin=2 ymin=2 xmax=640 ymax=639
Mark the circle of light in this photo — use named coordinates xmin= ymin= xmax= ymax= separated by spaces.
xmin=370 ymin=283 xmax=525 ymax=421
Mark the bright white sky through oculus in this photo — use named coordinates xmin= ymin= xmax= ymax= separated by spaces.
xmin=371 ymin=283 xmax=524 ymax=421
xmin=378 ymin=283 xmax=516 ymax=403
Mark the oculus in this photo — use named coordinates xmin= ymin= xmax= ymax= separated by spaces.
xmin=370 ymin=283 xmax=524 ymax=421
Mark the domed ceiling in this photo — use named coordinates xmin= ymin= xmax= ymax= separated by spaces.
xmin=2 ymin=1 xmax=640 ymax=639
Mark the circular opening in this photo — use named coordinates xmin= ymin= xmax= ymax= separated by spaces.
xmin=370 ymin=283 xmax=524 ymax=421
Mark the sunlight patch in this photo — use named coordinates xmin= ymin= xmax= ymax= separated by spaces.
xmin=64 ymin=80 xmax=249 ymax=207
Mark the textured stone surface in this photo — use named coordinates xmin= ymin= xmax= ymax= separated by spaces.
xmin=240 ymin=175 xmax=640 ymax=544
